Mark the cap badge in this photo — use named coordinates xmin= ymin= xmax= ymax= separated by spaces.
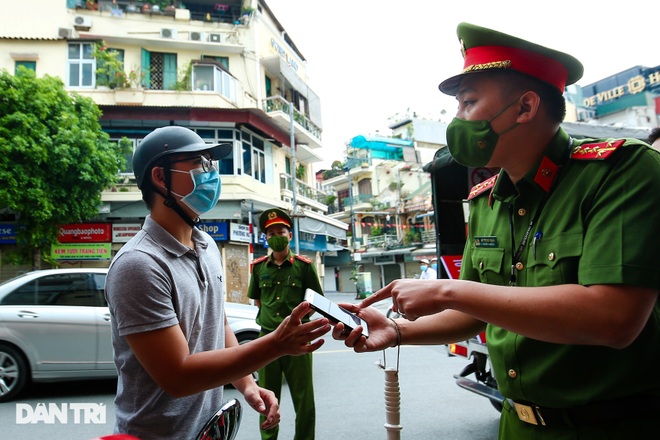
xmin=460 ymin=39 xmax=466 ymax=58
xmin=268 ymin=212 xmax=277 ymax=220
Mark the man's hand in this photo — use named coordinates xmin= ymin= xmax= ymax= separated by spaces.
xmin=241 ymin=383 xmax=281 ymax=430
xmin=270 ymin=302 xmax=331 ymax=355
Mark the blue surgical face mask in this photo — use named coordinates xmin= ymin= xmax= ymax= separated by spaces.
xmin=171 ymin=167 xmax=222 ymax=215
xmin=431 ymin=263 xmax=438 ymax=271
xmin=420 ymin=265 xmax=428 ymax=272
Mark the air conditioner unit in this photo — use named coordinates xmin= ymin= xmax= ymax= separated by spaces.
xmin=73 ymin=15 xmax=92 ymax=30
xmin=208 ymin=33 xmax=226 ymax=43
xmin=58 ymin=28 xmax=73 ymax=39
xmin=189 ymin=31 xmax=206 ymax=42
xmin=160 ymin=28 xmax=178 ymax=39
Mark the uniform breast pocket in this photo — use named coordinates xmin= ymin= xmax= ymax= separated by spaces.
xmin=259 ymin=279 xmax=273 ymax=289
xmin=470 ymin=247 xmax=506 ymax=285
xmin=286 ymin=276 xmax=304 ymax=289
xmin=527 ymin=232 xmax=582 ymax=285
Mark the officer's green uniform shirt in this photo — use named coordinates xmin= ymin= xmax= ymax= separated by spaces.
xmin=248 ymin=251 xmax=323 ymax=332
xmin=460 ymin=128 xmax=660 ymax=409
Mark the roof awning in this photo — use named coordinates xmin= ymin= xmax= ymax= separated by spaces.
xmin=411 ymin=247 xmax=437 ymax=256
xmin=298 ymin=216 xmax=347 ymax=239
xmin=348 ymin=135 xmax=414 ymax=160
xmin=359 ymin=247 xmax=416 ymax=258
xmin=202 ymin=201 xmax=243 ymax=220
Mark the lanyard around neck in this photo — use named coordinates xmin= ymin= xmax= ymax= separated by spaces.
xmin=507 ymin=138 xmax=573 ymax=286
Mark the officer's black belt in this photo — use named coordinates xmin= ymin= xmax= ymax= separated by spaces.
xmin=507 ymin=394 xmax=659 ymax=427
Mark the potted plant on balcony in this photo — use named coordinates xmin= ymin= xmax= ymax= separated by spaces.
xmin=93 ymin=43 xmax=144 ymax=90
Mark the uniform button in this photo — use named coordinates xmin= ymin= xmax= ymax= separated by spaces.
xmin=292 ymin=283 xmax=296 ymax=286
xmin=277 ymin=281 xmax=280 ymax=285
xmin=276 ymin=312 xmax=280 ymax=316
xmin=542 ymin=168 xmax=553 ymax=178
xmin=517 ymin=208 xmax=527 ymax=216
xmin=508 ymin=369 xmax=517 ymax=378
xmin=548 ymin=252 xmax=556 ymax=261
xmin=276 ymin=297 xmax=280 ymax=300
xmin=479 ymin=261 xmax=484 ymax=270
xmin=515 ymin=262 xmax=524 ymax=270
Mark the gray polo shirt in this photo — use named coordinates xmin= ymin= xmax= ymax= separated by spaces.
xmin=106 ymin=215 xmax=226 ymax=439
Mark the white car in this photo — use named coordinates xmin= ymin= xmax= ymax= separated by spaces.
xmin=0 ymin=268 xmax=260 ymax=402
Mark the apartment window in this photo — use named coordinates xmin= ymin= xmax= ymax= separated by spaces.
xmin=194 ymin=128 xmax=236 ymax=175
xmin=241 ymin=132 xmax=266 ymax=184
xmin=15 ymin=61 xmax=36 ymax=75
xmin=192 ymin=63 xmax=237 ymax=103
xmin=68 ymin=42 xmax=95 ymax=88
xmin=96 ymin=48 xmax=124 ymax=87
xmin=201 ymin=55 xmax=229 ymax=70
xmin=142 ymin=50 xmax=177 ymax=90
xmin=110 ymin=137 xmax=136 ymax=174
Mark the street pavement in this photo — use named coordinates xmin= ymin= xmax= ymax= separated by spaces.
xmin=226 ymin=291 xmax=500 ymax=440
xmin=0 ymin=291 xmax=500 ymax=439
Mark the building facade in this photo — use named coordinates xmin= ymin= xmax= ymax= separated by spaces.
xmin=0 ymin=0 xmax=347 ymax=299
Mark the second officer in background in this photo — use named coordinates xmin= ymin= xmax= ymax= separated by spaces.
xmin=248 ymin=208 xmax=324 ymax=440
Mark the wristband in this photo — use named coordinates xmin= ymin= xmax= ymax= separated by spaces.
xmin=389 ymin=318 xmax=401 ymax=347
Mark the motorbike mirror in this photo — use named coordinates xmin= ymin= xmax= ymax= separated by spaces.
xmin=195 ymin=399 xmax=242 ymax=440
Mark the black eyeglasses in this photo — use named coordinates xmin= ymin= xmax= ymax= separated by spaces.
xmin=169 ymin=155 xmax=217 ymax=172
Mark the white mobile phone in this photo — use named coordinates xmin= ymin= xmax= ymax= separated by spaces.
xmin=304 ymin=289 xmax=369 ymax=338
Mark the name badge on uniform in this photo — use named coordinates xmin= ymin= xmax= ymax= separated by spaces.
xmin=475 ymin=236 xmax=498 ymax=248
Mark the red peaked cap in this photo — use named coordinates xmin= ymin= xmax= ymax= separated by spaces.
xmin=439 ymin=22 xmax=583 ymax=95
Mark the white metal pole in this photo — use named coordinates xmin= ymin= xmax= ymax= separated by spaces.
xmin=289 ymin=101 xmax=300 ymax=254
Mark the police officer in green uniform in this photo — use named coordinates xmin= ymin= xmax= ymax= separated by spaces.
xmin=332 ymin=23 xmax=660 ymax=439
xmin=248 ymin=208 xmax=324 ymax=440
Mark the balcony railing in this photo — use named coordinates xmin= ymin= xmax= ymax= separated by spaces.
xmin=280 ymin=174 xmax=328 ymax=205
xmin=421 ymin=228 xmax=436 ymax=244
xmin=340 ymin=194 xmax=372 ymax=209
xmin=263 ymin=96 xmax=322 ymax=140
xmin=366 ymin=234 xmax=401 ymax=249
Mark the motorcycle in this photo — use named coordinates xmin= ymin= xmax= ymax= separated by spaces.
xmin=448 ymin=333 xmax=504 ymax=412
xmin=92 ymin=399 xmax=242 ymax=440
xmin=424 ymin=148 xmax=505 ymax=412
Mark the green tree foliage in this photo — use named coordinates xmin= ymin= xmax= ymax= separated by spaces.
xmin=322 ymin=160 xmax=345 ymax=180
xmin=0 ymin=68 xmax=124 ymax=268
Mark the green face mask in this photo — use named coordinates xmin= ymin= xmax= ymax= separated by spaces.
xmin=446 ymin=96 xmax=521 ymax=167
xmin=267 ymin=235 xmax=289 ymax=252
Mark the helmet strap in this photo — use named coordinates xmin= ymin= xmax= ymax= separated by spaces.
xmin=158 ymin=156 xmax=199 ymax=227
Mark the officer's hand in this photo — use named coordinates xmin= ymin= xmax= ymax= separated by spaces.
xmin=332 ymin=304 xmax=397 ymax=353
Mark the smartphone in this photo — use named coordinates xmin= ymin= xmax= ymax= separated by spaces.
xmin=305 ymin=289 xmax=369 ymax=338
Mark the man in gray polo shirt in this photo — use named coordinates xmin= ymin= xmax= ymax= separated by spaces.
xmin=105 ymin=126 xmax=331 ymax=440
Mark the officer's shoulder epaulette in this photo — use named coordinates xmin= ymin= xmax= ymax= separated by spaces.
xmin=295 ymin=254 xmax=313 ymax=264
xmin=467 ymin=175 xmax=498 ymax=201
xmin=251 ymin=255 xmax=269 ymax=266
xmin=570 ymin=139 xmax=625 ymax=160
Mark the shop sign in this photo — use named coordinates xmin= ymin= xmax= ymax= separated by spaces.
xmin=112 ymin=224 xmax=141 ymax=243
xmin=230 ymin=223 xmax=251 ymax=243
xmin=198 ymin=221 xmax=228 ymax=241
xmin=51 ymin=243 xmax=112 ymax=260
xmin=0 ymin=224 xmax=17 ymax=244
xmin=58 ymin=223 xmax=111 ymax=243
